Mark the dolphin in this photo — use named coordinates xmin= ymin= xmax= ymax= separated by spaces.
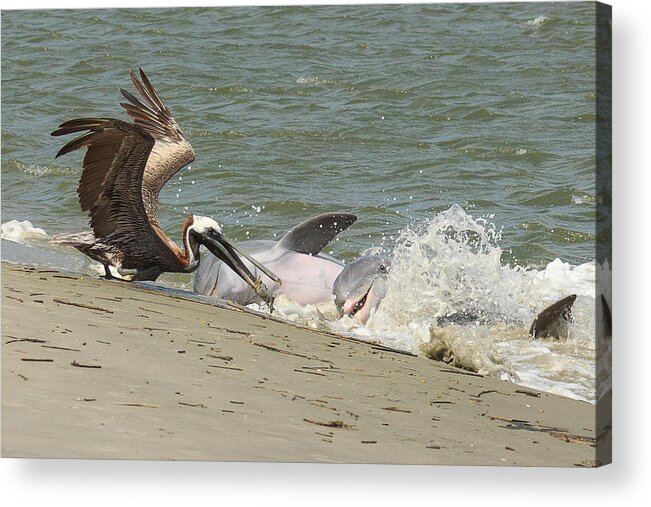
xmin=333 ymin=255 xmax=391 ymax=324
xmin=194 ymin=213 xmax=357 ymax=306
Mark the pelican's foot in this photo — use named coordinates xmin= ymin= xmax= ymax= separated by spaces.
xmin=131 ymin=267 xmax=163 ymax=282
xmin=103 ymin=264 xmax=114 ymax=280
xmin=106 ymin=266 xmax=135 ymax=282
xmin=117 ymin=267 xmax=138 ymax=277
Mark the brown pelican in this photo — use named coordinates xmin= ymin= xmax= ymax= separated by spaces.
xmin=51 ymin=69 xmax=279 ymax=301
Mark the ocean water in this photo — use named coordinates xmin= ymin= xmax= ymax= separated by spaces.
xmin=1 ymin=3 xmax=608 ymax=402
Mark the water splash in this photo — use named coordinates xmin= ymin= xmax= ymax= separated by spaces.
xmin=1 ymin=219 xmax=48 ymax=243
xmin=6 ymin=159 xmax=77 ymax=177
xmin=379 ymin=204 xmax=531 ymax=325
xmin=526 ymin=15 xmax=548 ymax=28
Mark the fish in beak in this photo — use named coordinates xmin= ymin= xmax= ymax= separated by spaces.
xmin=200 ymin=230 xmax=282 ymax=306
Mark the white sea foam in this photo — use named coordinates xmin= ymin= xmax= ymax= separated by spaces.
xmin=1 ymin=219 xmax=48 ymax=243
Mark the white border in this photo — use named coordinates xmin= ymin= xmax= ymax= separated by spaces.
xmin=2 ymin=0 xmax=650 ymax=504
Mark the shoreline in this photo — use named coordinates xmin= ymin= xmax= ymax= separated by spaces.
xmin=1 ymin=261 xmax=607 ymax=465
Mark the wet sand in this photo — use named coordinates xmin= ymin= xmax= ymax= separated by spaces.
xmin=1 ymin=262 xmax=607 ymax=466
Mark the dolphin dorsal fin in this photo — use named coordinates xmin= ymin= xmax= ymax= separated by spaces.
xmin=529 ymin=294 xmax=577 ymax=339
xmin=276 ymin=213 xmax=357 ymax=255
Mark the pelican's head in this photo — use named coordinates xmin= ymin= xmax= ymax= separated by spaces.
xmin=187 ymin=214 xmax=281 ymax=303
xmin=189 ymin=215 xmax=223 ymax=236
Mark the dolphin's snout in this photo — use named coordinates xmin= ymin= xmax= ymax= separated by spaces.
xmin=343 ymin=298 xmax=356 ymax=316
xmin=342 ymin=281 xmax=373 ymax=319
xmin=333 ymin=255 xmax=391 ymax=325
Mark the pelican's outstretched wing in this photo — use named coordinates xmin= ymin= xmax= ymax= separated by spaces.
xmin=119 ymin=68 xmax=196 ymax=225
xmin=51 ymin=118 xmax=183 ymax=269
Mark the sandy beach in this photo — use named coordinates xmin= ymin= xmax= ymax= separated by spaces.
xmin=1 ymin=262 xmax=608 ymax=466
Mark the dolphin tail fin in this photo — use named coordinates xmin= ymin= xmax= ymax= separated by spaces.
xmin=276 ymin=212 xmax=357 ymax=255
xmin=529 ymin=294 xmax=577 ymax=339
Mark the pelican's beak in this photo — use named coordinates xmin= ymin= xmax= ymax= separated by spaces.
xmin=201 ymin=231 xmax=282 ymax=303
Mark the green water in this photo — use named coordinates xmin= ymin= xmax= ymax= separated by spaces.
xmin=2 ymin=3 xmax=597 ymax=267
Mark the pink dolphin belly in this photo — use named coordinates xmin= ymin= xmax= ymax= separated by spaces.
xmin=263 ymin=250 xmax=343 ymax=305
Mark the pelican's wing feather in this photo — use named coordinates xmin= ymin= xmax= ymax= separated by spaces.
xmin=119 ymin=69 xmax=196 ymax=223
